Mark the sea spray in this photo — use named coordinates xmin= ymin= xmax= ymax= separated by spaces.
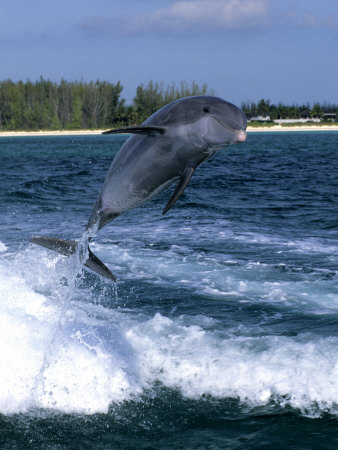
xmin=31 ymin=220 xmax=104 ymax=410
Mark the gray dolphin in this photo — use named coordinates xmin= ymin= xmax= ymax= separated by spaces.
xmin=32 ymin=96 xmax=247 ymax=280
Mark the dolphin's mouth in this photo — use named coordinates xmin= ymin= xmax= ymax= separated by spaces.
xmin=212 ymin=116 xmax=247 ymax=143
xmin=236 ymin=130 xmax=247 ymax=143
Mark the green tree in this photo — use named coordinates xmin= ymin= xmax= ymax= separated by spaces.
xmin=257 ymin=99 xmax=270 ymax=115
xmin=133 ymin=81 xmax=163 ymax=123
xmin=0 ymin=80 xmax=12 ymax=129
xmin=133 ymin=80 xmax=214 ymax=123
xmin=68 ymin=94 xmax=83 ymax=129
xmin=310 ymin=103 xmax=323 ymax=119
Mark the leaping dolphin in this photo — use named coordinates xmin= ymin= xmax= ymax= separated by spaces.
xmin=32 ymin=96 xmax=247 ymax=281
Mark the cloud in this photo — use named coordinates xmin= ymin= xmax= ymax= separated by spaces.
xmin=79 ymin=0 xmax=270 ymax=37
xmin=277 ymin=0 xmax=338 ymax=32
xmin=142 ymin=0 xmax=270 ymax=32
xmin=78 ymin=0 xmax=337 ymax=39
xmin=299 ymin=13 xmax=338 ymax=30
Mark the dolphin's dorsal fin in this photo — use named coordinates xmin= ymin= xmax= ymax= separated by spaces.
xmin=162 ymin=165 xmax=196 ymax=215
xmin=102 ymin=125 xmax=167 ymax=136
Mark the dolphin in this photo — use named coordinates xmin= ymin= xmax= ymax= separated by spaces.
xmin=32 ymin=96 xmax=247 ymax=281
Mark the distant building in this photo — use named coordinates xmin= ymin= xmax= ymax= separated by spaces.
xmin=300 ymin=109 xmax=311 ymax=119
xmin=273 ymin=118 xmax=321 ymax=124
xmin=323 ymin=112 xmax=336 ymax=122
xmin=247 ymin=114 xmax=271 ymax=122
xmin=247 ymin=109 xmax=337 ymax=124
xmin=273 ymin=108 xmax=320 ymax=124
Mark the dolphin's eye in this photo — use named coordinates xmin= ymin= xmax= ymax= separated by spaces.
xmin=203 ymin=106 xmax=210 ymax=113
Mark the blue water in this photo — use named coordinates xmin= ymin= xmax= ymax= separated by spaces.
xmin=0 ymin=132 xmax=337 ymax=448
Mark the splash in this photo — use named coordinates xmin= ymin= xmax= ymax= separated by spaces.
xmin=1 ymin=242 xmax=338 ymax=418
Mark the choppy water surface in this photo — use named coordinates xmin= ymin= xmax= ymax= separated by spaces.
xmin=0 ymin=132 xmax=337 ymax=448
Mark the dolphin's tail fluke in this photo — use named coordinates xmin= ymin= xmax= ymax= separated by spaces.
xmin=31 ymin=236 xmax=116 ymax=281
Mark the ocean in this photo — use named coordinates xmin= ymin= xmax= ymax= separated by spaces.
xmin=0 ymin=131 xmax=337 ymax=449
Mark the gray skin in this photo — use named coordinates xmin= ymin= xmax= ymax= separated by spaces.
xmin=89 ymin=95 xmax=247 ymax=231
xmin=32 ymin=96 xmax=247 ymax=281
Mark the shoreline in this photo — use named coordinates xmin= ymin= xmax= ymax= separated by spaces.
xmin=0 ymin=125 xmax=338 ymax=137
xmin=0 ymin=129 xmax=106 ymax=137
xmin=247 ymin=125 xmax=338 ymax=133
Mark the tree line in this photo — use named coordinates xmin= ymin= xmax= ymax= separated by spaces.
xmin=0 ymin=77 xmax=337 ymax=130
xmin=0 ymin=78 xmax=212 ymax=131
xmin=241 ymin=98 xmax=338 ymax=121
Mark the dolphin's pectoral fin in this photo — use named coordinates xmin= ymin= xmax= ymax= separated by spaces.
xmin=162 ymin=166 xmax=196 ymax=215
xmin=102 ymin=126 xmax=167 ymax=136
xmin=31 ymin=235 xmax=116 ymax=281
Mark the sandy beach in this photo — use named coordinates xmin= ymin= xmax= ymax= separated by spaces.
xmin=0 ymin=129 xmax=107 ymax=137
xmin=0 ymin=125 xmax=338 ymax=137
xmin=247 ymin=125 xmax=338 ymax=133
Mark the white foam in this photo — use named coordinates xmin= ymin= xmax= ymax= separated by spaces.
xmin=126 ymin=313 xmax=338 ymax=416
xmin=0 ymin=248 xmax=139 ymax=414
xmin=1 ymin=244 xmax=338 ymax=417
xmin=217 ymin=230 xmax=338 ymax=256
xmin=92 ymin=241 xmax=338 ymax=313
xmin=0 ymin=241 xmax=7 ymax=252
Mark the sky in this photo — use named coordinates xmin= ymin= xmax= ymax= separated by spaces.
xmin=1 ymin=0 xmax=337 ymax=106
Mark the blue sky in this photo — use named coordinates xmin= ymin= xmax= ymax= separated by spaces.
xmin=1 ymin=0 xmax=337 ymax=106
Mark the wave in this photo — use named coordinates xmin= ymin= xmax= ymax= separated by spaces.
xmin=0 ymin=242 xmax=338 ymax=417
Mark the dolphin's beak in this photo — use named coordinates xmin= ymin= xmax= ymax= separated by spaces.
xmin=236 ymin=130 xmax=247 ymax=143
